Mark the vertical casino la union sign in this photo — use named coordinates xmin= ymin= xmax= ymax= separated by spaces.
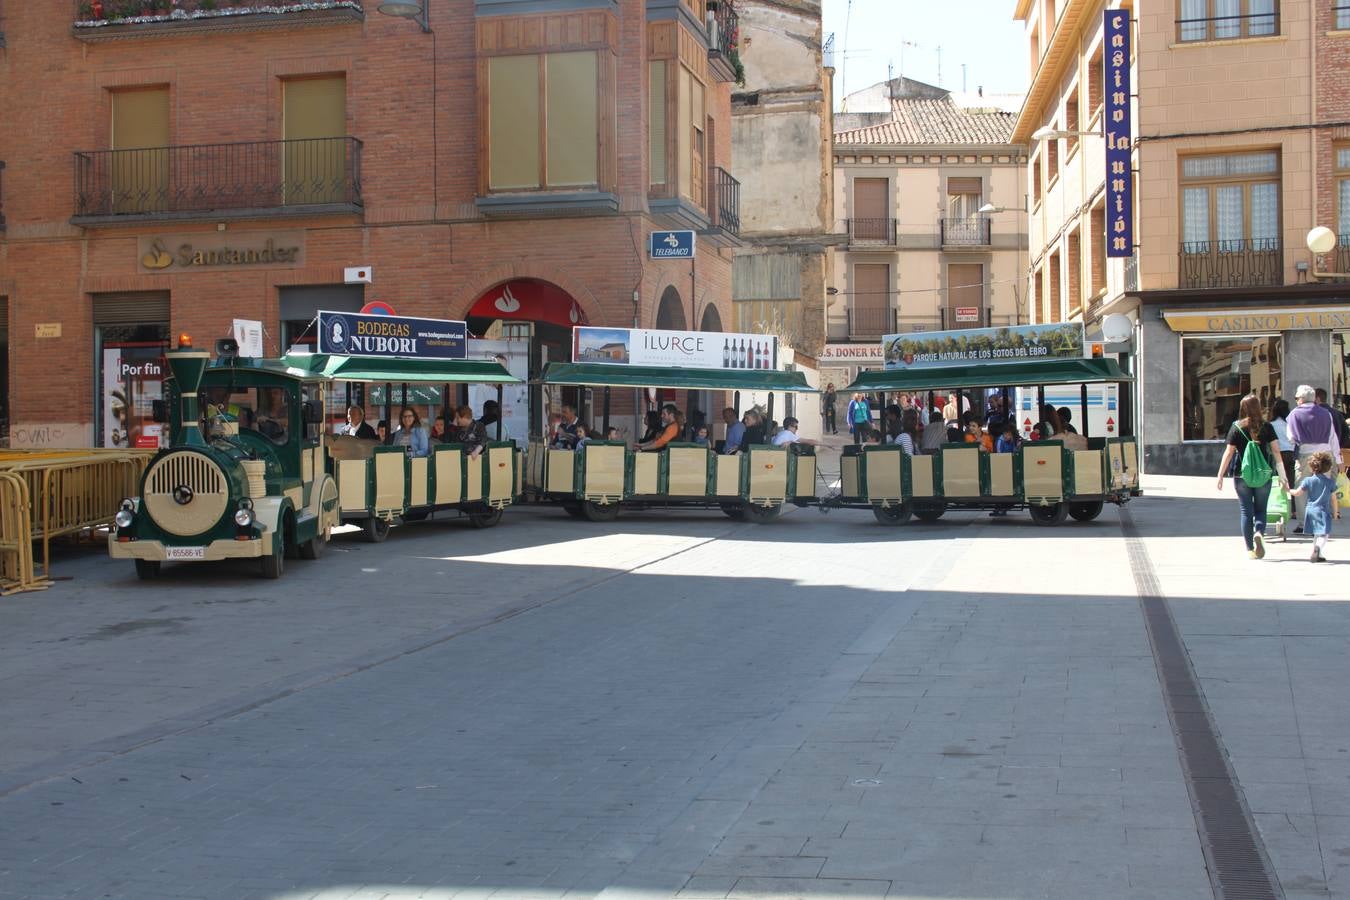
xmin=137 ymin=232 xmax=304 ymax=272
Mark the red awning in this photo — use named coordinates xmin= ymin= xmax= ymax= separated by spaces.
xmin=467 ymin=279 xmax=587 ymax=328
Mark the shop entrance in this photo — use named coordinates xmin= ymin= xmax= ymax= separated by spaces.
xmin=466 ymin=279 xmax=587 ymax=437
xmin=93 ymin=292 xmax=170 ymax=449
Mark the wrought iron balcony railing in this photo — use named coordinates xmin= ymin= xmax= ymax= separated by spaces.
xmin=847 ymin=218 xmax=897 ymax=246
xmin=709 ymin=166 xmax=740 ymax=236
xmin=73 ymin=136 xmax=362 ymax=221
xmin=706 ymin=0 xmax=741 ymax=83
xmin=847 ymin=307 xmax=895 ymax=337
xmin=940 ymin=217 xmax=991 ymax=246
xmin=1177 ymin=239 xmax=1282 ymax=289
xmin=1124 ymin=252 xmax=1139 ymax=292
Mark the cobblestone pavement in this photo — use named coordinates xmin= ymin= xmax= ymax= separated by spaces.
xmin=1 ymin=476 xmax=1348 ymax=899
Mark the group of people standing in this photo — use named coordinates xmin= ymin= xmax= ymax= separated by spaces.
xmin=338 ymin=401 xmax=502 ymax=460
xmin=1218 ymin=385 xmax=1346 ymax=562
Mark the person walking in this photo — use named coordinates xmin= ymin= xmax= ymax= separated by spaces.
xmin=1216 ymin=392 xmax=1289 ymax=559
xmin=1289 ymin=450 xmax=1338 ymax=562
xmin=822 ymin=383 xmax=838 ymax=435
xmin=1287 ymin=384 xmax=1341 ymax=532
xmin=846 ymin=393 xmax=870 ymax=445
xmin=1270 ymin=398 xmax=1295 ymax=486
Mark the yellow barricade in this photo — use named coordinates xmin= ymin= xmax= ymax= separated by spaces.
xmin=0 ymin=450 xmax=153 ymax=577
xmin=0 ymin=472 xmax=48 ymax=595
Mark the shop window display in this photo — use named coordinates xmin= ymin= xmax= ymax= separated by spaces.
xmin=1182 ymin=335 xmax=1282 ymax=441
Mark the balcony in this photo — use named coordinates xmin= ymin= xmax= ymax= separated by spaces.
xmin=73 ymin=137 xmax=362 ymax=225
xmin=940 ymin=217 xmax=991 ymax=248
xmin=1337 ymin=234 xmax=1350 ymax=273
xmin=1178 ymin=239 xmax=1282 ymax=290
xmin=1124 ymin=253 xmax=1139 ymax=292
xmin=847 ymin=307 xmax=895 ymax=338
xmin=72 ymin=0 xmax=363 ymax=42
xmin=706 ymin=1 xmax=742 ymax=84
xmin=846 ymin=218 xmax=897 ymax=248
xmin=708 ymin=166 xmax=740 ymax=236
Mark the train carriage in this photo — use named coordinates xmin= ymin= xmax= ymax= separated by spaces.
xmin=834 ymin=357 xmax=1140 ymax=525
xmin=525 ymin=363 xmax=819 ymax=523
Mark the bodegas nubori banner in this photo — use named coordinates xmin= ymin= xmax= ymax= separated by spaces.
xmin=882 ymin=323 xmax=1086 ymax=370
xmin=574 ymin=327 xmax=778 ymax=370
xmin=318 ymin=310 xmax=467 ymax=360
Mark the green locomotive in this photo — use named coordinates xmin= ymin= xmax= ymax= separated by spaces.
xmin=110 ymin=336 xmax=341 ymax=579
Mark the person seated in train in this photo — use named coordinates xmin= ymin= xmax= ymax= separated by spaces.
xmin=340 ymin=405 xmax=378 ymax=440
xmin=995 ymin=421 xmax=1020 ymax=454
xmin=1055 ymin=420 xmax=1089 ymax=452
xmin=894 ymin=409 xmax=919 ymax=456
xmin=429 ymin=415 xmax=446 ymax=443
xmin=771 ymin=416 xmax=818 ymax=448
xmin=882 ymin=404 xmax=904 ymax=444
xmin=637 ymin=410 xmax=663 ymax=445
xmin=479 ymin=400 xmax=508 ymax=442
xmin=1034 ymin=405 xmax=1062 ymax=441
xmin=556 ymin=404 xmax=581 ymax=447
xmin=985 ymin=394 xmax=1009 ymax=433
xmin=862 ymin=426 xmax=883 ymax=445
xmin=694 ymin=425 xmax=710 ymax=447
xmin=376 ymin=419 xmax=390 ymax=444
xmin=605 ymin=426 xmax=622 ymax=442
xmin=450 ymin=405 xmax=488 ymax=459
xmin=964 ymin=415 xmax=994 ymax=452
xmin=254 ymin=388 xmax=291 ymax=445
xmin=730 ymin=410 xmax=767 ymax=454
xmin=1056 ymin=407 xmax=1079 ymax=435
xmin=636 ymin=404 xmax=681 ymax=453
xmin=391 ymin=407 xmax=430 ymax=458
xmin=574 ymin=424 xmax=592 ymax=450
xmin=920 ymin=411 xmax=946 ymax=455
xmin=547 ymin=413 xmax=566 ymax=448
xmin=721 ymin=408 xmax=746 ymax=454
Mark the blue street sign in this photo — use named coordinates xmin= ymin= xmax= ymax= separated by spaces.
xmin=649 ymin=230 xmax=696 ymax=259
xmin=1104 ymin=10 xmax=1134 ymax=258
xmin=317 ymin=310 xmax=467 ymax=360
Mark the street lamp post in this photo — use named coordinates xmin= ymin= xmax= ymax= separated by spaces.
xmin=376 ymin=0 xmax=430 ymax=32
xmin=1307 ymin=226 xmax=1348 ymax=279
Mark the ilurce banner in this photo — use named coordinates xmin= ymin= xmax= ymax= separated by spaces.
xmin=573 ymin=327 xmax=778 ymax=370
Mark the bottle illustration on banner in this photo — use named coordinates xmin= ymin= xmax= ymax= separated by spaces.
xmin=722 ymin=338 xmax=730 ymax=368
xmin=745 ymin=339 xmax=753 ymax=369
xmin=737 ymin=338 xmax=744 ymax=368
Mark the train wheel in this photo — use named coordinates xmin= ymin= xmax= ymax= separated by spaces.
xmin=1029 ymin=502 xmax=1069 ymax=526
xmin=469 ymin=508 xmax=503 ymax=528
xmin=913 ymin=503 xmax=946 ymax=522
xmin=742 ymin=502 xmax=782 ymax=524
xmin=720 ymin=502 xmax=746 ymax=520
xmin=562 ymin=502 xmax=585 ymax=519
xmin=260 ymin=534 xmax=285 ymax=579
xmin=581 ymin=501 xmax=621 ymax=522
xmin=1068 ymin=501 xmax=1104 ymax=522
xmin=363 ymin=517 xmax=390 ymax=543
xmin=298 ymin=526 xmax=328 ymax=560
xmin=134 ymin=559 xmax=161 ymax=580
xmin=872 ymin=503 xmax=912 ymax=525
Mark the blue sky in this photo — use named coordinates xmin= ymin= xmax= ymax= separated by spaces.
xmin=822 ymin=0 xmax=1029 ymax=109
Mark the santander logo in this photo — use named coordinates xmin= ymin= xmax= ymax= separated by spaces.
xmin=493 ymin=285 xmax=521 ymax=314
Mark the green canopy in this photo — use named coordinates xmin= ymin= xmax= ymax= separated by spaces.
xmin=844 ymin=358 xmax=1132 ymax=393
xmin=281 ymin=353 xmax=520 ymax=384
xmin=540 ymin=362 xmax=818 ymax=392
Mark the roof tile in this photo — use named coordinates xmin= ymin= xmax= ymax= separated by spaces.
xmin=835 ymin=97 xmax=1018 ymax=147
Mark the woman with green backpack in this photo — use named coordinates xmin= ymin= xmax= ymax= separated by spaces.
xmin=1216 ymin=393 xmax=1291 ymax=559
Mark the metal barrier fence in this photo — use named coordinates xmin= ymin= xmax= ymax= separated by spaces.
xmin=0 ymin=450 xmax=152 ymax=587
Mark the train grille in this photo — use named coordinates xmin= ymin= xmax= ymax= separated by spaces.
xmin=142 ymin=451 xmax=230 ymax=536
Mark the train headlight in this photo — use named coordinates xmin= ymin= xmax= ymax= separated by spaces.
xmin=234 ymin=507 xmax=254 ymax=527
xmin=114 ymin=509 xmax=134 ymax=529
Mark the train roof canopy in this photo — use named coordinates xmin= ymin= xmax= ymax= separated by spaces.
xmin=281 ymin=353 xmax=520 ymax=384
xmin=540 ymin=362 xmax=818 ymax=392
xmin=843 ymin=358 xmax=1133 ymax=393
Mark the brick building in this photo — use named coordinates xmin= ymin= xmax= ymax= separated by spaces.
xmin=1016 ymin=0 xmax=1350 ymax=474
xmin=0 ymin=0 xmax=744 ymax=448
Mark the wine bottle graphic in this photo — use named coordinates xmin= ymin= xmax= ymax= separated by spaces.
xmin=722 ymin=338 xmax=729 ymax=368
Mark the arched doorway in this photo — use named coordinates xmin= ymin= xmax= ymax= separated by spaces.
xmin=655 ymin=286 xmax=687 ymax=331
xmin=699 ymin=304 xmax=722 ymax=334
xmin=466 ymin=279 xmax=589 ymax=437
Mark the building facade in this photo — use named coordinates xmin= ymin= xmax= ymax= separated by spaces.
xmin=729 ymin=0 xmax=833 ymax=354
xmin=1016 ymin=0 xmax=1350 ymax=474
xmin=829 ymin=78 xmax=1029 ymax=389
xmin=0 ymin=0 xmax=743 ymax=448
